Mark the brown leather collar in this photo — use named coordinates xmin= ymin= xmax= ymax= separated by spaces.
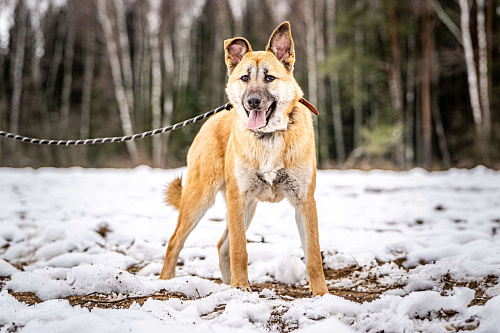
xmin=299 ymin=97 xmax=319 ymax=115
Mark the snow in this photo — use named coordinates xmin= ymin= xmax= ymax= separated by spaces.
xmin=1 ymin=166 xmax=500 ymax=332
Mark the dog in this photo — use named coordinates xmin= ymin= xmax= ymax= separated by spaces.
xmin=159 ymin=22 xmax=329 ymax=297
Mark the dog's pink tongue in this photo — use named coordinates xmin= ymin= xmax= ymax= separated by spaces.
xmin=246 ymin=110 xmax=267 ymax=130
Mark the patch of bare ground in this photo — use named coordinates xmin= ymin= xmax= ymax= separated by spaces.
xmin=125 ymin=262 xmax=148 ymax=274
xmin=64 ymin=290 xmax=188 ymax=310
xmin=7 ymin=290 xmax=41 ymax=305
xmin=265 ymin=305 xmax=299 ymax=333
xmin=0 ymin=276 xmax=10 ymax=289
xmin=441 ymin=273 xmax=498 ymax=306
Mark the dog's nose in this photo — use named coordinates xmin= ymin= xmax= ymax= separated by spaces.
xmin=247 ymin=95 xmax=262 ymax=109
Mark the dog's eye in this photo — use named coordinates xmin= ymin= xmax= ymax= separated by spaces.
xmin=265 ymin=75 xmax=275 ymax=83
xmin=241 ymin=75 xmax=249 ymax=82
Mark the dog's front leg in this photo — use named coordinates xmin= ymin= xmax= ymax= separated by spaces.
xmin=226 ymin=183 xmax=251 ymax=291
xmin=295 ymin=194 xmax=330 ymax=297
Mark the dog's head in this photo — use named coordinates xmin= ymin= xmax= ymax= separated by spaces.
xmin=224 ymin=22 xmax=303 ymax=133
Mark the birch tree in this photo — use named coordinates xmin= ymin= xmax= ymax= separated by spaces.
xmin=458 ymin=0 xmax=483 ymax=143
xmin=227 ymin=0 xmax=246 ymax=35
xmin=114 ymin=0 xmax=135 ymax=115
xmin=27 ymin=0 xmax=46 ymax=98
xmin=175 ymin=0 xmax=206 ymax=94
xmin=476 ymin=0 xmax=491 ymax=140
xmin=433 ymin=0 xmax=486 ymax=153
xmin=160 ymin=32 xmax=175 ymax=165
xmin=97 ymin=0 xmax=139 ymax=162
xmin=148 ymin=0 xmax=163 ymax=167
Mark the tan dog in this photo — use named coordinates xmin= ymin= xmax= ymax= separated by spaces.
xmin=159 ymin=22 xmax=329 ymax=297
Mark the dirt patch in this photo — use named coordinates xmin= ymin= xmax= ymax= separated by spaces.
xmin=265 ymin=305 xmax=299 ymax=333
xmin=64 ymin=290 xmax=188 ymax=310
xmin=8 ymin=290 xmax=41 ymax=306
xmin=441 ymin=273 xmax=498 ymax=306
xmin=126 ymin=262 xmax=148 ymax=274
xmin=0 ymin=276 xmax=10 ymax=286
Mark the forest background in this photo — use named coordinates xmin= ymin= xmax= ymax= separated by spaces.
xmin=0 ymin=0 xmax=498 ymax=170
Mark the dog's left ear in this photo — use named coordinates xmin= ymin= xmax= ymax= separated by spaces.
xmin=266 ymin=21 xmax=295 ymax=72
xmin=224 ymin=38 xmax=252 ymax=75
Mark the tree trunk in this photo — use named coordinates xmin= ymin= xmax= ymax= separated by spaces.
xmin=30 ymin=0 xmax=44 ymax=97
xmin=404 ymin=21 xmax=416 ymax=169
xmin=486 ymin=0 xmax=493 ymax=128
xmin=458 ymin=0 xmax=483 ymax=142
xmin=421 ymin=0 xmax=432 ymax=169
xmin=97 ymin=0 xmax=139 ymax=163
xmin=476 ymin=0 xmax=491 ymax=141
xmin=432 ymin=0 xmax=463 ymax=46
xmin=149 ymin=0 xmax=163 ymax=167
xmin=0 ymin=52 xmax=4 ymax=158
xmin=10 ymin=2 xmax=27 ymax=139
xmin=431 ymin=50 xmax=451 ymax=168
xmin=326 ymin=0 xmax=346 ymax=164
xmin=175 ymin=3 xmax=192 ymax=93
xmin=303 ymin=1 xmax=320 ymax=163
xmin=141 ymin=28 xmax=151 ymax=133
xmin=133 ymin=4 xmax=145 ymax=130
xmin=227 ymin=0 xmax=246 ymax=35
xmin=45 ymin=14 xmax=65 ymax=108
xmin=353 ymin=0 xmax=363 ymax=151
xmin=210 ymin=1 xmax=226 ymax=107
xmin=60 ymin=1 xmax=76 ymax=133
xmin=388 ymin=2 xmax=403 ymax=114
xmin=80 ymin=13 xmax=96 ymax=165
xmin=114 ymin=0 xmax=135 ymax=115
xmin=315 ymin=0 xmax=330 ymax=164
xmin=161 ymin=32 xmax=175 ymax=165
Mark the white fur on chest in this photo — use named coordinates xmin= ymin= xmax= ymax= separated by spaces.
xmin=253 ymin=134 xmax=285 ymax=184
xmin=233 ymin=135 xmax=313 ymax=204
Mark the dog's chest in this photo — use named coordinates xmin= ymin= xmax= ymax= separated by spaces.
xmin=233 ymin=133 xmax=312 ymax=204
xmin=236 ymin=166 xmax=311 ymax=204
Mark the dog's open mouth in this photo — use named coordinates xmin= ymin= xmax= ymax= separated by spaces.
xmin=245 ymin=102 xmax=276 ymax=130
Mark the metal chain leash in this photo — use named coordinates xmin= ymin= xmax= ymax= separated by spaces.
xmin=0 ymin=103 xmax=232 ymax=146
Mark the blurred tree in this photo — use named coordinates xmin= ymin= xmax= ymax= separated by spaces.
xmin=421 ymin=0 xmax=433 ymax=169
xmin=97 ymin=0 xmax=139 ymax=162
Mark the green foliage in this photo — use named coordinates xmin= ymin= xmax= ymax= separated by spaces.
xmin=360 ymin=122 xmax=403 ymax=158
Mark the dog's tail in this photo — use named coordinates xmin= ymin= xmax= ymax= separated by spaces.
xmin=164 ymin=177 xmax=182 ymax=210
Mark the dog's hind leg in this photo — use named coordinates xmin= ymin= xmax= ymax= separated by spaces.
xmin=160 ymin=178 xmax=222 ymax=280
xmin=217 ymin=198 xmax=257 ymax=284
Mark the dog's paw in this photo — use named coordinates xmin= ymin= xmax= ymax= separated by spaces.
xmin=311 ymin=289 xmax=330 ymax=297
xmin=233 ymin=285 xmax=252 ymax=293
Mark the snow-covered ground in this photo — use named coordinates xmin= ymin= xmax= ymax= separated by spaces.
xmin=1 ymin=166 xmax=500 ymax=332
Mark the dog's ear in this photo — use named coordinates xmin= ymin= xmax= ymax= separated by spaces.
xmin=266 ymin=21 xmax=295 ymax=72
xmin=224 ymin=38 xmax=252 ymax=75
